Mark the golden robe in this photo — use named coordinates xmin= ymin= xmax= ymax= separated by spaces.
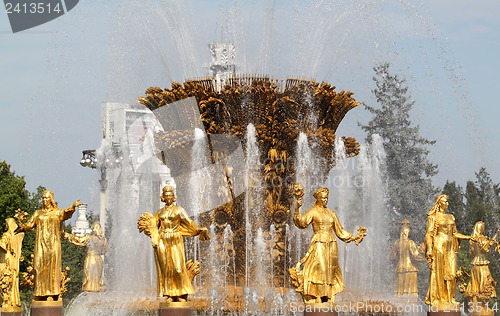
xmin=0 ymin=222 xmax=24 ymax=309
xmin=153 ymin=205 xmax=202 ymax=297
xmin=391 ymin=238 xmax=421 ymax=296
xmin=67 ymin=233 xmax=108 ymax=291
xmin=293 ymin=206 xmax=356 ymax=299
xmin=424 ymin=212 xmax=461 ymax=305
xmin=465 ymin=235 xmax=496 ymax=300
xmin=23 ymin=207 xmax=75 ymax=297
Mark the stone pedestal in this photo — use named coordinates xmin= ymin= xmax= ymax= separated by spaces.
xmin=30 ymin=300 xmax=63 ymax=316
xmin=427 ymin=303 xmax=461 ymax=316
xmin=427 ymin=311 xmax=460 ymax=316
xmin=303 ymin=303 xmax=338 ymax=316
xmin=470 ymin=308 xmax=495 ymax=316
xmin=1 ymin=308 xmax=23 ymax=316
xmin=158 ymin=301 xmax=193 ymax=316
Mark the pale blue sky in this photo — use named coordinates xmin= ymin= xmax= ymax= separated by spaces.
xmin=1 ymin=0 xmax=499 ymax=211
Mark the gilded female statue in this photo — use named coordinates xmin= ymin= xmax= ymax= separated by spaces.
xmin=0 ymin=218 xmax=24 ymax=312
xmin=66 ymin=222 xmax=108 ymax=292
xmin=15 ymin=189 xmax=81 ymax=301
xmin=464 ymin=221 xmax=498 ymax=307
xmin=424 ymin=194 xmax=472 ymax=308
xmin=289 ymin=185 xmax=366 ymax=304
xmin=137 ymin=185 xmax=209 ymax=302
xmin=390 ymin=219 xmax=424 ymax=298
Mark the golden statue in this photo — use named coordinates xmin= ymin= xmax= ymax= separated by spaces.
xmin=65 ymin=222 xmax=108 ymax=292
xmin=137 ymin=185 xmax=209 ymax=302
xmin=15 ymin=189 xmax=81 ymax=301
xmin=424 ymin=194 xmax=472 ymax=309
xmin=464 ymin=221 xmax=498 ymax=313
xmin=390 ymin=219 xmax=424 ymax=298
xmin=0 ymin=218 xmax=24 ymax=312
xmin=289 ymin=184 xmax=366 ymax=304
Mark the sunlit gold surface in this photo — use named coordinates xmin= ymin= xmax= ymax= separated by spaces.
xmin=66 ymin=223 xmax=108 ymax=292
xmin=289 ymin=185 xmax=366 ymax=304
xmin=390 ymin=219 xmax=424 ymax=297
xmin=159 ymin=300 xmax=192 ymax=309
xmin=424 ymin=194 xmax=472 ymax=306
xmin=0 ymin=218 xmax=24 ymax=311
xmin=139 ymin=76 xmax=361 ymax=287
xmin=15 ymin=190 xmax=81 ymax=300
xmin=464 ymin=221 xmax=498 ymax=305
xmin=138 ymin=185 xmax=209 ymax=301
xmin=31 ymin=299 xmax=63 ymax=307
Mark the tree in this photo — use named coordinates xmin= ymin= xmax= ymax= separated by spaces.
xmin=359 ymin=63 xmax=439 ymax=241
xmin=0 ymin=161 xmax=31 ymax=224
xmin=442 ymin=181 xmax=466 ymax=230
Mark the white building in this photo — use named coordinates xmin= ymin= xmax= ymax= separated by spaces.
xmin=94 ymin=102 xmax=173 ymax=233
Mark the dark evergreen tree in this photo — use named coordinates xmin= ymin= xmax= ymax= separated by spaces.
xmin=359 ymin=63 xmax=439 ymax=241
xmin=442 ymin=181 xmax=466 ymax=231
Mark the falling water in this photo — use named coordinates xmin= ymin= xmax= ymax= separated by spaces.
xmin=222 ymin=225 xmax=237 ymax=291
xmin=60 ymin=0 xmax=478 ymax=313
xmin=207 ymin=224 xmax=223 ymax=291
xmin=244 ymin=123 xmax=263 ymax=288
xmin=67 ymin=134 xmax=159 ymax=315
xmin=335 ymin=134 xmax=391 ymax=301
xmin=190 ymin=128 xmax=212 ymax=218
xmin=361 ymin=134 xmax=390 ymax=299
xmin=331 ymin=137 xmax=355 ymax=284
xmin=292 ymin=132 xmax=324 ymax=269
xmin=269 ymin=224 xmax=276 ymax=289
xmin=295 ymin=132 xmax=326 ymax=201
xmin=189 ymin=127 xmax=212 ymax=289
xmin=254 ymin=228 xmax=270 ymax=295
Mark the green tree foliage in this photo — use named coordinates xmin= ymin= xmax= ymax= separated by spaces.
xmin=0 ymin=161 xmax=31 ymax=224
xmin=442 ymin=181 xmax=467 ymax=231
xmin=359 ymin=63 xmax=439 ymax=241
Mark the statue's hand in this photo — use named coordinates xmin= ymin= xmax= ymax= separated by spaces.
xmin=72 ymin=200 xmax=83 ymax=209
xmin=14 ymin=224 xmax=25 ymax=234
xmin=199 ymin=227 xmax=210 ymax=241
xmin=426 ymin=253 xmax=433 ymax=267
xmin=354 ymin=226 xmax=367 ymax=245
xmin=417 ymin=242 xmax=425 ymax=254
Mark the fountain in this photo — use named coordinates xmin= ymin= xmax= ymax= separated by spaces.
xmin=66 ymin=64 xmax=377 ymax=316
xmin=63 ymin=1 xmax=442 ymax=315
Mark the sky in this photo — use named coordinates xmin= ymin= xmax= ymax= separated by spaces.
xmin=1 ymin=0 xmax=499 ymax=215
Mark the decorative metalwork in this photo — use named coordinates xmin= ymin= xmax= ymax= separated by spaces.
xmin=139 ymin=75 xmax=361 ymax=288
